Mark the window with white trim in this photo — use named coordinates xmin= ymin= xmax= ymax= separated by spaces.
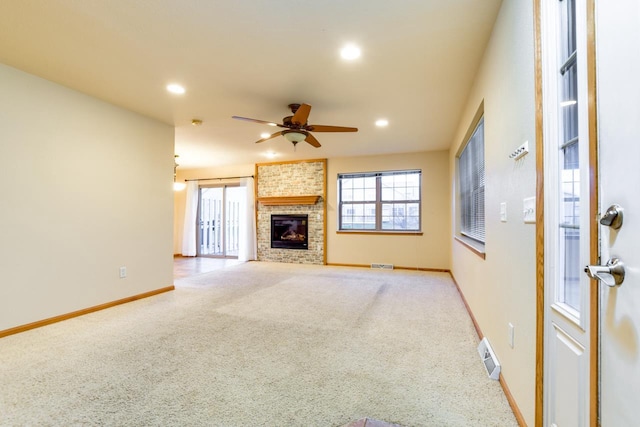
xmin=458 ymin=117 xmax=485 ymax=243
xmin=338 ymin=170 xmax=421 ymax=231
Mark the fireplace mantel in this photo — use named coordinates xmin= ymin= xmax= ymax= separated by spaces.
xmin=257 ymin=195 xmax=320 ymax=206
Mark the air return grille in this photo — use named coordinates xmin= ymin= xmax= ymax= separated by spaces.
xmin=370 ymin=263 xmax=394 ymax=270
xmin=477 ymin=337 xmax=501 ymax=380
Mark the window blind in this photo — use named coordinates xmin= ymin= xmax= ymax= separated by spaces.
xmin=459 ymin=118 xmax=485 ymax=243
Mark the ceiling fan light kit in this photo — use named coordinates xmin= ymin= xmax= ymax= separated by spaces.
xmin=283 ymin=131 xmax=307 ymax=144
xmin=232 ymin=103 xmax=358 ymax=148
xmin=173 ymin=155 xmax=186 ymax=191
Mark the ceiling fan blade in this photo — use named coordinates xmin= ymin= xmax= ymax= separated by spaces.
xmin=232 ymin=116 xmax=284 ymax=127
xmin=255 ymin=131 xmax=283 ymax=143
xmin=304 ymin=132 xmax=321 ymax=148
xmin=307 ymin=125 xmax=358 ymax=132
xmin=291 ymin=103 xmax=312 ymax=126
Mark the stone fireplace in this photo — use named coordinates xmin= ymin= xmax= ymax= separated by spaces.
xmin=255 ymin=159 xmax=326 ymax=265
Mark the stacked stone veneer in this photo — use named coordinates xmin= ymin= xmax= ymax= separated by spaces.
xmin=256 ymin=160 xmax=325 ymax=265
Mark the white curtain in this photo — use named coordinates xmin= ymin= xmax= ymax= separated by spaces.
xmin=181 ymin=181 xmax=199 ymax=256
xmin=238 ymin=177 xmax=257 ymax=261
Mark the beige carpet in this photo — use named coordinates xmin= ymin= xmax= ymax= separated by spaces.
xmin=0 ymin=262 xmax=517 ymax=426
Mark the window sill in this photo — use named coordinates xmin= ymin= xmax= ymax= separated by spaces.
xmin=455 ymin=235 xmax=486 ymax=260
xmin=337 ymin=231 xmax=423 ymax=236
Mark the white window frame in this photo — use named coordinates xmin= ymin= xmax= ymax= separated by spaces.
xmin=338 ymin=170 xmax=422 ymax=232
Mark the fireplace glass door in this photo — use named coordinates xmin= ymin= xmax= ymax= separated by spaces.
xmin=271 ymin=214 xmax=308 ymax=250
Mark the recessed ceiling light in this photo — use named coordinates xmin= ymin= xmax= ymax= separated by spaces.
xmin=375 ymin=119 xmax=389 ymax=127
xmin=166 ymin=83 xmax=185 ymax=94
xmin=260 ymin=132 xmax=271 ymax=139
xmin=340 ymin=44 xmax=361 ymax=60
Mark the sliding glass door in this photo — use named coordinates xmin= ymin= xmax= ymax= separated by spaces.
xmin=197 ymin=185 xmax=243 ymax=258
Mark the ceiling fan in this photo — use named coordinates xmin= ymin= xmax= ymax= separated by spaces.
xmin=232 ymin=103 xmax=358 ymax=148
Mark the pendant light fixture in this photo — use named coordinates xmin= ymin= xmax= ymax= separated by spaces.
xmin=173 ymin=155 xmax=186 ymax=191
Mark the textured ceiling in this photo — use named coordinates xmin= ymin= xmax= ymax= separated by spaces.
xmin=0 ymin=0 xmax=502 ymax=168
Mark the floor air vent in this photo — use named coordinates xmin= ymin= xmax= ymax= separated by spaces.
xmin=370 ymin=263 xmax=394 ymax=270
xmin=477 ymin=337 xmax=501 ymax=380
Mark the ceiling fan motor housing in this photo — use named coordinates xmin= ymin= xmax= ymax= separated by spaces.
xmin=288 ymin=103 xmax=301 ymax=113
xmin=283 ymin=115 xmax=308 ymax=129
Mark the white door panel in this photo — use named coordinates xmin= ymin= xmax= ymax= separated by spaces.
xmin=548 ymin=323 xmax=587 ymax=426
xmin=595 ymin=0 xmax=640 ymax=424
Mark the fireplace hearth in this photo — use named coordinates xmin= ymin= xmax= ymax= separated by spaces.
xmin=271 ymin=214 xmax=308 ymax=249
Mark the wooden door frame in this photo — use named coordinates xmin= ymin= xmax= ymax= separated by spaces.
xmin=534 ymin=0 xmax=599 ymax=425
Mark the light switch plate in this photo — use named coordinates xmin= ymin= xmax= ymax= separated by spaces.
xmin=523 ymin=197 xmax=536 ymax=223
xmin=500 ymin=202 xmax=507 ymax=222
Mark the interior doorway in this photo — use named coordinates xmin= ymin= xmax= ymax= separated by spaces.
xmin=197 ymin=185 xmax=243 ymax=258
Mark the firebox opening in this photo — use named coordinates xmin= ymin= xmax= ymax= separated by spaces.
xmin=271 ymin=214 xmax=308 ymax=250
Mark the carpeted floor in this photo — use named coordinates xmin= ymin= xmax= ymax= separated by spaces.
xmin=0 ymin=262 xmax=517 ymax=426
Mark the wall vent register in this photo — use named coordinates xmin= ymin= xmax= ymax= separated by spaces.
xmin=477 ymin=337 xmax=501 ymax=380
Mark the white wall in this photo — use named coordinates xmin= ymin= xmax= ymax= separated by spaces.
xmin=328 ymin=151 xmax=450 ymax=270
xmin=448 ymin=0 xmax=536 ymax=423
xmin=0 ymin=63 xmax=175 ymax=331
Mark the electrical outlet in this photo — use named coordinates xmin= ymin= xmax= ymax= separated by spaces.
xmin=508 ymin=323 xmax=515 ymax=348
xmin=119 ymin=266 xmax=127 ymax=279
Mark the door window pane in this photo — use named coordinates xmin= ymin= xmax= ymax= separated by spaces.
xmin=560 ymin=226 xmax=581 ymax=309
xmin=555 ymin=0 xmax=581 ymax=314
xmin=224 ymin=186 xmax=243 ymax=257
xmin=199 ymin=187 xmax=223 ymax=256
